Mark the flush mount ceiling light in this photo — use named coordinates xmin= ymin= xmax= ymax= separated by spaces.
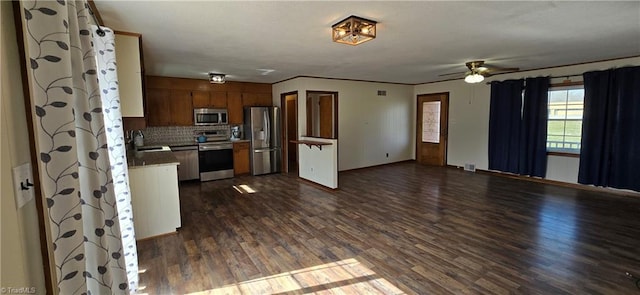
xmin=209 ymin=73 xmax=226 ymax=84
xmin=332 ymin=15 xmax=377 ymax=46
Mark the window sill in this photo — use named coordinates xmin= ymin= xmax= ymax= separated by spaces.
xmin=547 ymin=151 xmax=580 ymax=158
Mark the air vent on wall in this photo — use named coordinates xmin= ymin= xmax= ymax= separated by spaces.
xmin=464 ymin=163 xmax=476 ymax=172
xmin=377 ymin=90 xmax=387 ymax=96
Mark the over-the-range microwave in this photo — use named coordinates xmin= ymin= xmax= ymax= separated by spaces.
xmin=194 ymin=108 xmax=228 ymax=126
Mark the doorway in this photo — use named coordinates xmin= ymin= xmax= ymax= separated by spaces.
xmin=281 ymin=92 xmax=298 ymax=174
xmin=305 ymin=91 xmax=338 ymax=139
xmin=416 ymin=92 xmax=449 ymax=166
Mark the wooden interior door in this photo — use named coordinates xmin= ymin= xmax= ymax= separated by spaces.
xmin=319 ymin=95 xmax=333 ymax=138
xmin=286 ymin=97 xmax=298 ymax=166
xmin=281 ymin=92 xmax=299 ymax=174
xmin=416 ymin=93 xmax=449 ymax=166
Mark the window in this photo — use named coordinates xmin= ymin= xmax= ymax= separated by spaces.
xmin=421 ymin=101 xmax=441 ymax=143
xmin=547 ymin=86 xmax=584 ymax=154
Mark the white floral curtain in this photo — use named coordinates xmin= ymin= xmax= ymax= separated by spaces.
xmin=21 ymin=0 xmax=137 ymax=293
xmin=91 ymin=25 xmax=139 ymax=292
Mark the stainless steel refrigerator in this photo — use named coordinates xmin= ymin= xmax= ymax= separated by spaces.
xmin=244 ymin=107 xmax=282 ymax=175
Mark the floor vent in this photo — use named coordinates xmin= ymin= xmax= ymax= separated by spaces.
xmin=464 ymin=163 xmax=476 ymax=172
xmin=377 ymin=90 xmax=387 ymax=96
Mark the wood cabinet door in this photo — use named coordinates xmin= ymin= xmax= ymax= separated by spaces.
xmin=233 ymin=142 xmax=250 ymax=175
xmin=146 ymin=88 xmax=171 ymax=126
xmin=193 ymin=91 xmax=227 ymax=108
xmin=242 ymin=92 xmax=272 ymax=106
xmin=255 ymin=93 xmax=272 ymax=106
xmin=242 ymin=93 xmax=257 ymax=106
xmin=170 ymin=90 xmax=193 ymax=125
xmin=192 ymin=90 xmax=210 ymax=108
xmin=210 ymin=91 xmax=228 ymax=108
xmin=227 ymin=91 xmax=243 ymax=124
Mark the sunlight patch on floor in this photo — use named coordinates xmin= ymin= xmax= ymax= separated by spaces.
xmin=233 ymin=184 xmax=257 ymax=194
xmin=186 ymin=258 xmax=405 ymax=294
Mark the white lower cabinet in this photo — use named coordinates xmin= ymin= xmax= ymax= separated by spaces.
xmin=128 ymin=164 xmax=181 ymax=239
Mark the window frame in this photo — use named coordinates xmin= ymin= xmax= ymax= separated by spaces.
xmin=546 ymin=81 xmax=584 ymax=157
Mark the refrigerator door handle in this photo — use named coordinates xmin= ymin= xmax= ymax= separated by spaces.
xmin=254 ymin=147 xmax=280 ymax=153
xmin=264 ymin=109 xmax=270 ymax=145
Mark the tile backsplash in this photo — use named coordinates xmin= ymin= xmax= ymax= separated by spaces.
xmin=143 ymin=125 xmax=231 ymax=145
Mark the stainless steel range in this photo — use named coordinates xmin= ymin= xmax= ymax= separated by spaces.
xmin=197 ymin=130 xmax=234 ymax=181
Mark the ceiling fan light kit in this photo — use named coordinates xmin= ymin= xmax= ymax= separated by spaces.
xmin=332 ymin=15 xmax=377 ymax=46
xmin=464 ymin=73 xmax=485 ymax=83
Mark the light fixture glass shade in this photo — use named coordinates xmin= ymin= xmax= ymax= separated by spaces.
xmin=332 ymin=15 xmax=377 ymax=46
xmin=209 ymin=73 xmax=226 ymax=84
xmin=464 ymin=73 xmax=485 ymax=83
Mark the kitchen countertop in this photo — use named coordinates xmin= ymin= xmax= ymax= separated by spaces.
xmin=127 ymin=149 xmax=180 ymax=169
xmin=144 ymin=141 xmax=199 ymax=147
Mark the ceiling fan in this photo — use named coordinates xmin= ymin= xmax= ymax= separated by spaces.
xmin=440 ymin=61 xmax=519 ymax=83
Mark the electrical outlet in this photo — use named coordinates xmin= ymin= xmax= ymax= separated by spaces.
xmin=12 ymin=163 xmax=35 ymax=209
xmin=386 ymin=153 xmax=389 ymax=158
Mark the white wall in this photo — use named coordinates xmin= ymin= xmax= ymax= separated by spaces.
xmin=297 ymin=137 xmax=338 ymax=189
xmin=415 ymin=56 xmax=640 ymax=184
xmin=273 ymin=77 xmax=415 ymax=171
xmin=1 ymin=1 xmax=46 ymax=291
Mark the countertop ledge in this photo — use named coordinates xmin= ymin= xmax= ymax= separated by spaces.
xmin=127 ymin=150 xmax=179 ymax=169
xmin=144 ymin=142 xmax=198 ymax=148
xmin=143 ymin=139 xmax=249 ymax=147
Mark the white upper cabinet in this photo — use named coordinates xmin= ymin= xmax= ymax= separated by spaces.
xmin=115 ymin=33 xmax=144 ymax=117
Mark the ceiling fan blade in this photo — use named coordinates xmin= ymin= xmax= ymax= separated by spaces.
xmin=485 ymin=66 xmax=519 ymax=72
xmin=483 ymin=67 xmax=520 ymax=77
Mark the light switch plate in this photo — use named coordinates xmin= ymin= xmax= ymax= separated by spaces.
xmin=12 ymin=163 xmax=35 ymax=209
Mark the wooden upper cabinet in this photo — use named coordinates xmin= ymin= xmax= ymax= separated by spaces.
xmin=227 ymin=92 xmax=243 ymax=124
xmin=115 ymin=32 xmax=144 ymax=117
xmin=192 ymin=91 xmax=227 ymax=108
xmin=146 ymin=88 xmax=171 ymax=126
xmin=192 ymin=90 xmax=210 ymax=108
xmin=170 ymin=90 xmax=193 ymax=126
xmin=146 ymin=88 xmax=193 ymax=126
xmin=210 ymin=91 xmax=227 ymax=108
xmin=145 ymin=77 xmax=271 ymax=126
xmin=242 ymin=92 xmax=272 ymax=107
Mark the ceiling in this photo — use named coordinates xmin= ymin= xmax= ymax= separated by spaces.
xmin=94 ymin=1 xmax=640 ymax=85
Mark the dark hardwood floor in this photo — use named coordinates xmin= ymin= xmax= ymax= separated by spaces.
xmin=136 ymin=162 xmax=640 ymax=294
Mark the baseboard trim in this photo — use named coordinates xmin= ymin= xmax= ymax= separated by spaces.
xmin=447 ymin=165 xmax=640 ymax=198
xmin=297 ymin=177 xmax=339 ymax=191
xmin=136 ymin=231 xmax=178 ymax=242
xmin=340 ymin=160 xmax=416 ymax=173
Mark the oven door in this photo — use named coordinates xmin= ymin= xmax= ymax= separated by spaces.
xmin=198 ymin=144 xmax=234 ymax=181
